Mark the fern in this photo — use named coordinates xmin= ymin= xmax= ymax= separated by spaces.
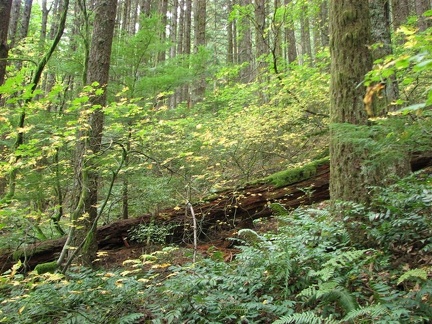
xmin=323 ymin=288 xmax=359 ymax=314
xmin=321 ymin=249 xmax=371 ymax=269
xmin=397 ymin=268 xmax=428 ymax=285
xmin=298 ymin=281 xmax=358 ymax=315
xmin=343 ymin=304 xmax=388 ymax=321
xmin=274 ymin=311 xmax=339 ymax=324
xmin=117 ymin=313 xmax=145 ymax=324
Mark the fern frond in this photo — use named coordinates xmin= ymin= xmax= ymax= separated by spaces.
xmin=342 ymin=304 xmax=388 ymax=322
xmin=297 ymin=285 xmax=319 ymax=299
xmin=310 ymin=266 xmax=335 ymax=281
xmin=298 ymin=282 xmax=358 ymax=315
xmin=322 ymin=249 xmax=371 ymax=270
xmin=304 ymin=208 xmax=331 ymax=218
xmin=273 ymin=311 xmax=339 ymax=324
xmin=118 ymin=313 xmax=145 ymax=324
xmin=397 ymin=268 xmax=428 ymax=285
xmin=323 ymin=288 xmax=359 ymax=314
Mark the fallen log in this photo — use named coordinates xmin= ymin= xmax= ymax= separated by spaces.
xmin=1 ymin=154 xmax=431 ymax=272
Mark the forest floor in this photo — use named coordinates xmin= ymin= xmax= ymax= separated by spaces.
xmin=93 ymin=215 xmax=282 ymax=270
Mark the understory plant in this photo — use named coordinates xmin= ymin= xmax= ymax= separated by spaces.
xmin=1 ymin=171 xmax=431 ymax=323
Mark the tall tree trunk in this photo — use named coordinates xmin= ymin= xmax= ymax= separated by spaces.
xmin=0 ymin=0 xmax=12 ymax=87
xmin=70 ymin=0 xmax=118 ymax=267
xmin=238 ymin=0 xmax=253 ymax=82
xmin=157 ymin=0 xmax=168 ymax=63
xmin=19 ymin=0 xmax=33 ymax=41
xmin=182 ymin=0 xmax=192 ymax=104
xmin=369 ymin=0 xmax=410 ymax=178
xmin=391 ymin=0 xmax=410 ymax=30
xmin=300 ymin=2 xmax=312 ymax=63
xmin=329 ymin=0 xmax=372 ymax=203
xmin=40 ymin=0 xmax=49 ymax=44
xmin=168 ymin=0 xmax=178 ymax=108
xmin=284 ymin=0 xmax=297 ymax=64
xmin=415 ymin=0 xmax=431 ymax=31
xmin=8 ymin=0 xmax=20 ymax=47
xmin=227 ymin=0 xmax=234 ymax=64
xmin=140 ymin=0 xmax=151 ymax=17
xmin=369 ymin=0 xmax=399 ymax=112
xmin=0 ymin=0 xmax=12 ymax=197
xmin=192 ymin=0 xmax=206 ymax=103
xmin=254 ymin=0 xmax=266 ymax=72
xmin=271 ymin=0 xmax=282 ymax=72
xmin=319 ymin=0 xmax=329 ymax=47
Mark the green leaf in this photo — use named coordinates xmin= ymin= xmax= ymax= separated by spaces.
xmin=397 ymin=268 xmax=428 ymax=285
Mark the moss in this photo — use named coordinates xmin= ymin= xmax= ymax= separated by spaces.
xmin=34 ymin=261 xmax=58 ymax=274
xmin=265 ymin=157 xmax=329 ymax=188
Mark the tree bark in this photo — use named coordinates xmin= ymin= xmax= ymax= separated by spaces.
xmin=391 ymin=0 xmax=410 ymax=30
xmin=329 ymin=0 xmax=373 ymax=203
xmin=238 ymin=0 xmax=253 ymax=82
xmin=192 ymin=0 xmax=206 ymax=103
xmin=300 ymin=2 xmax=312 ymax=62
xmin=70 ymin=0 xmax=118 ymax=267
xmin=369 ymin=0 xmax=399 ymax=112
xmin=157 ymin=0 xmax=168 ymax=63
xmin=415 ymin=0 xmax=431 ymax=31
xmin=284 ymin=0 xmax=297 ymax=64
xmin=0 ymin=0 xmax=12 ymax=87
xmin=254 ymin=0 xmax=266 ymax=72
xmin=7 ymin=0 xmax=20 ymax=48
xmin=0 ymin=0 xmax=12 ymax=197
xmin=19 ymin=0 xmax=33 ymax=41
xmin=319 ymin=0 xmax=329 ymax=47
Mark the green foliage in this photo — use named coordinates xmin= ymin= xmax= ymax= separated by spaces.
xmin=341 ymin=170 xmax=432 ymax=251
xmin=397 ymin=268 xmax=428 ymax=285
xmin=127 ymin=222 xmax=176 ymax=245
xmin=366 ymin=25 xmax=432 ymax=112
xmin=274 ymin=311 xmax=339 ymax=324
xmin=2 ymin=173 xmax=432 ymax=323
xmin=0 ymin=268 xmax=146 ymax=324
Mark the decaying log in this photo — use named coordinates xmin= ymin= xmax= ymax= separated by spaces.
xmin=1 ymin=154 xmax=431 ymax=272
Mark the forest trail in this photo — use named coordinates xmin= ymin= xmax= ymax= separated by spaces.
xmin=1 ymin=154 xmax=431 ymax=272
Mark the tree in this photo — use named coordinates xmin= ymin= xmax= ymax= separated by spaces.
xmin=415 ymin=0 xmax=431 ymax=31
xmin=369 ymin=0 xmax=398 ymax=111
xmin=391 ymin=0 xmax=410 ymax=31
xmin=0 ymin=0 xmax=12 ymax=87
xmin=68 ymin=0 xmax=118 ymax=267
xmin=7 ymin=0 xmax=20 ymax=47
xmin=254 ymin=0 xmax=266 ymax=71
xmin=19 ymin=0 xmax=33 ymax=41
xmin=0 ymin=0 xmax=12 ymax=197
xmin=284 ymin=0 xmax=297 ymax=64
xmin=329 ymin=0 xmax=373 ymax=203
xmin=192 ymin=0 xmax=207 ymax=103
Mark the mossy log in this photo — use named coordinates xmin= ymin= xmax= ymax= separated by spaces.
xmin=1 ymin=154 xmax=431 ymax=272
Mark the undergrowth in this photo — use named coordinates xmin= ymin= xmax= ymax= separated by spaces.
xmin=1 ymin=171 xmax=431 ymax=323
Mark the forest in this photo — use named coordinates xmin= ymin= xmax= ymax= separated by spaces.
xmin=0 ymin=0 xmax=431 ymax=322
